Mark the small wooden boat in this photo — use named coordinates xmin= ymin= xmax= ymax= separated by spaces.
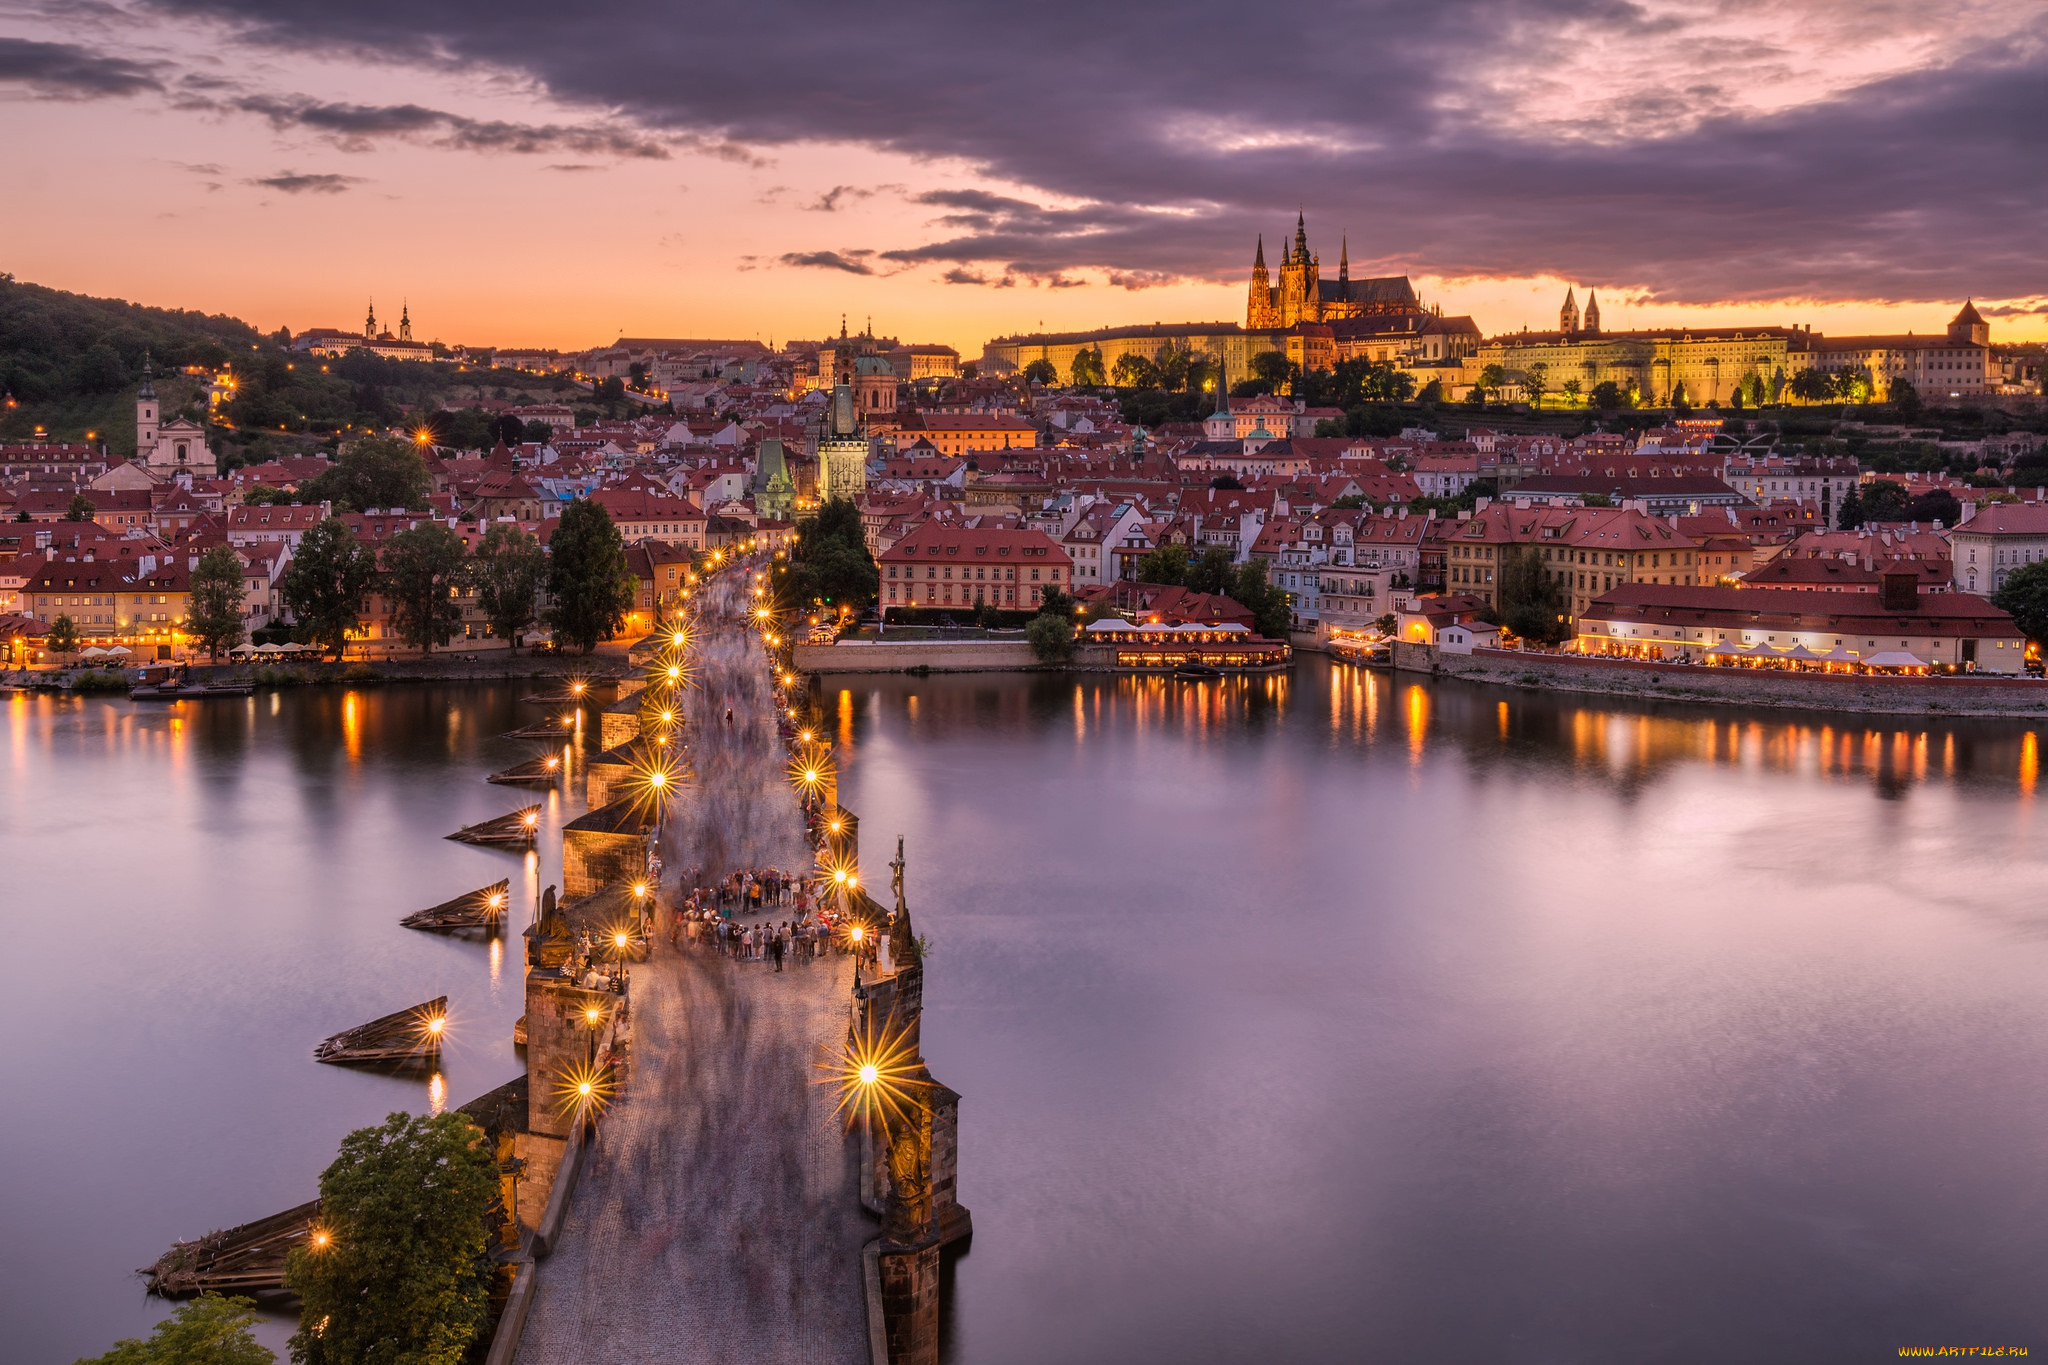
xmin=141 ymin=1199 xmax=321 ymax=1298
xmin=487 ymin=752 xmax=566 ymax=785
xmin=447 ymin=805 xmax=541 ymax=847
xmin=401 ymin=880 xmax=512 ymax=933
xmin=1173 ymin=661 xmax=1223 ymax=679
xmin=314 ymin=996 xmax=448 ymax=1065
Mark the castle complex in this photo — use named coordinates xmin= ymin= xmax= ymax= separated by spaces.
xmin=1246 ymin=213 xmax=1428 ymax=329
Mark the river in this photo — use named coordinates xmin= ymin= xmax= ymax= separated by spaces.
xmin=6 ymin=663 xmax=2048 ymax=1362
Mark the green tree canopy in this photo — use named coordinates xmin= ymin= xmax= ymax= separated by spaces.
xmin=47 ymin=613 xmax=78 ymax=653
xmin=65 ymin=493 xmax=95 ymax=521
xmin=1250 ymin=350 xmax=1292 ymax=388
xmin=790 ymin=497 xmax=879 ymax=613
xmin=1068 ymin=347 xmax=1106 ymax=387
xmin=1184 ymin=546 xmax=1237 ymax=596
xmin=546 ymin=497 xmax=636 ymax=652
xmin=301 ymin=435 xmax=431 ymax=513
xmin=1136 ymin=542 xmax=1190 ymax=585
xmin=1229 ymin=558 xmax=1293 ymax=639
xmin=1588 ymin=379 xmax=1628 ymax=409
xmin=1021 ymin=358 xmax=1057 ymax=386
xmin=470 ymin=521 xmax=546 ymax=645
xmin=280 ymin=518 xmax=376 ymax=659
xmin=1992 ymin=560 xmax=2048 ymax=643
xmin=1110 ymin=352 xmax=1159 ymax=389
xmin=1025 ymin=613 xmax=1073 ymax=662
xmin=1492 ymin=545 xmax=1570 ymax=645
xmin=187 ymin=545 xmax=247 ymax=660
xmin=382 ymin=522 xmax=468 ymax=654
xmin=284 ymin=1111 xmax=497 ymax=1365
xmin=73 ymin=1292 xmax=273 ymax=1365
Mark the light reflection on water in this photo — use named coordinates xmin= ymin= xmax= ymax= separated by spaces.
xmin=8 ymin=668 xmax=2048 ymax=1363
xmin=829 ymin=659 xmax=2048 ymax=1364
xmin=0 ymin=683 xmax=581 ymax=1363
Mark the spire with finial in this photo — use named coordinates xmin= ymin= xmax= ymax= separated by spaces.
xmin=138 ymin=351 xmax=156 ymax=401
xmin=398 ymin=299 xmax=412 ymax=343
xmin=365 ymin=299 xmax=376 ymax=339
xmin=1583 ymin=290 xmax=1601 ymax=335
xmin=1253 ymin=234 xmax=1266 ymax=269
xmin=1559 ymin=288 xmax=1580 ymax=336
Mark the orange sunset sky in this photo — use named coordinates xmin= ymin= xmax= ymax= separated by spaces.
xmin=3 ymin=0 xmax=2044 ymax=358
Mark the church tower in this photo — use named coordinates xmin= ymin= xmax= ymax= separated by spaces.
xmin=1582 ymin=291 xmax=1601 ymax=335
xmin=1246 ymin=237 xmax=1277 ymax=329
xmin=1559 ymin=288 xmax=1580 ymax=336
xmin=1336 ymin=237 xmax=1351 ymax=302
xmin=365 ymin=300 xmax=377 ymax=339
xmin=136 ymin=354 xmax=159 ymax=459
xmin=1279 ymin=212 xmax=1319 ymax=327
xmin=1948 ymin=300 xmax=1988 ymax=346
xmin=398 ymin=301 xmax=413 ymax=344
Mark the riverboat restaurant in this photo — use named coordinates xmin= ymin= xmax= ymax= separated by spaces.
xmin=1574 ymin=583 xmax=2028 ymax=673
xmin=1080 ymin=618 xmax=1290 ymax=671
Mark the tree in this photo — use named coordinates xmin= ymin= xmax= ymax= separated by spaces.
xmin=48 ymin=613 xmax=77 ymax=654
xmin=521 ymin=419 xmax=556 ymax=443
xmin=1037 ymin=584 xmax=1073 ymax=620
xmin=1136 ymin=542 xmax=1190 ymax=585
xmin=1373 ymin=612 xmax=1398 ymax=636
xmin=1314 ymin=417 xmax=1344 ymax=436
xmin=1842 ymin=479 xmax=1909 ymax=528
xmin=546 ymin=499 xmax=636 ymax=652
xmin=1025 ymin=613 xmax=1073 ymax=662
xmin=1905 ymin=488 xmax=1962 ymax=526
xmin=74 ymin=1292 xmax=273 ymax=1365
xmin=1561 ymin=378 xmax=1582 ymax=406
xmin=1788 ymin=368 xmax=1838 ymax=403
xmin=1111 ymin=352 xmax=1159 ymax=389
xmin=280 ymin=518 xmax=377 ymax=659
xmin=1478 ymin=364 xmax=1506 ymax=402
xmin=789 ymin=497 xmax=879 ymax=613
xmin=470 ymin=522 xmax=545 ymax=645
xmin=1889 ymin=376 xmax=1923 ymax=419
xmin=1493 ymin=545 xmax=1570 ymax=645
xmin=284 ymin=1111 xmax=497 ymax=1365
xmin=1228 ymin=558 xmax=1292 ymax=639
xmin=302 ymin=435 xmax=431 ymax=512
xmin=381 ymin=522 xmax=468 ymax=655
xmin=1589 ymin=379 xmax=1626 ymax=409
xmin=492 ymin=413 xmax=526 ymax=446
xmin=1993 ymin=561 xmax=2048 ymax=644
xmin=1021 ymin=358 xmax=1058 ymax=386
xmin=1185 ymin=546 xmax=1237 ymax=596
xmin=1524 ymin=362 xmax=1549 ymax=409
xmin=187 ymin=546 xmax=247 ymax=660
xmin=65 ymin=493 xmax=95 ymax=522
xmin=1068 ymin=347 xmax=1106 ymax=387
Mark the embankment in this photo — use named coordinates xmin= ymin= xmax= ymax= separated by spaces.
xmin=1396 ymin=642 xmax=2048 ymax=718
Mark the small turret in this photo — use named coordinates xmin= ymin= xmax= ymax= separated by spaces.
xmin=1560 ymin=288 xmax=1580 ymax=336
xmin=1583 ymin=290 xmax=1601 ymax=335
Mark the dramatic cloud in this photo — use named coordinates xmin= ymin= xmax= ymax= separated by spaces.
xmin=114 ymin=1 xmax=2048 ymax=302
xmin=0 ymin=36 xmax=161 ymax=97
xmin=224 ymin=94 xmax=670 ymax=158
xmin=780 ymin=250 xmax=875 ymax=275
xmin=248 ymin=170 xmax=362 ymax=194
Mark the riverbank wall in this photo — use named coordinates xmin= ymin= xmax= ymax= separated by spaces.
xmin=1393 ymin=642 xmax=2048 ymax=718
xmin=794 ymin=639 xmax=1042 ymax=673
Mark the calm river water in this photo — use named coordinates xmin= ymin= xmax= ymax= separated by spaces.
xmin=6 ymin=663 xmax=2048 ymax=1362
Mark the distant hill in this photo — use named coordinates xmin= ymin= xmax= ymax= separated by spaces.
xmin=0 ymin=272 xmax=263 ymax=404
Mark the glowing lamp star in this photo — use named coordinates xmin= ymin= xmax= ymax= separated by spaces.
xmin=859 ymin=1063 xmax=879 ymax=1085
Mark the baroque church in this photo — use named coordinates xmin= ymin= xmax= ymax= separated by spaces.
xmin=1246 ymin=213 xmax=1427 ymax=329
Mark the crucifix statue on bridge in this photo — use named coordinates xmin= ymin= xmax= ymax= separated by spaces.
xmin=890 ymin=836 xmax=906 ymax=914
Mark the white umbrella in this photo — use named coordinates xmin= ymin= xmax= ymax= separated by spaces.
xmin=105 ymin=645 xmax=131 ymax=656
xmin=230 ymin=643 xmax=256 ymax=654
xmin=80 ymin=646 xmax=107 ymax=657
xmin=1863 ymin=649 xmax=1929 ymax=669
xmin=1706 ymin=640 xmax=1744 ymax=656
xmin=1820 ymin=645 xmax=1860 ymax=663
xmin=1782 ymin=643 xmax=1821 ymax=660
xmin=277 ymin=642 xmax=306 ymax=653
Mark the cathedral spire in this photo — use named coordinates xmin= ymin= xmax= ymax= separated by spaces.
xmin=1253 ymin=234 xmax=1266 ymax=269
xmin=1559 ymin=288 xmax=1579 ymax=336
xmin=1583 ymin=290 xmax=1601 ymax=335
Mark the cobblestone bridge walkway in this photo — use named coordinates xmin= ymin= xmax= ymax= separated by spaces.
xmin=515 ymin=569 xmax=870 ymax=1364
